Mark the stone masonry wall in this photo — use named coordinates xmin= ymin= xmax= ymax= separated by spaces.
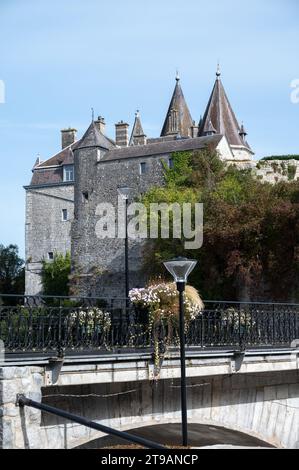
xmin=25 ymin=184 xmax=74 ymax=295
xmin=254 ymin=159 xmax=299 ymax=184
xmin=0 ymin=366 xmax=45 ymax=449
xmin=72 ymin=148 xmax=166 ymax=297
xmin=1 ymin=366 xmax=298 ymax=448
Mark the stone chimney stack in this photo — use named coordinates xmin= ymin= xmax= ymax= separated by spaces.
xmin=191 ymin=120 xmax=199 ymax=138
xmin=61 ymin=128 xmax=77 ymax=149
xmin=115 ymin=121 xmax=129 ymax=147
xmin=95 ymin=116 xmax=106 ymax=134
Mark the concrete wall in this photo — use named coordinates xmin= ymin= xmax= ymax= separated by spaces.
xmin=1 ymin=365 xmax=298 ymax=449
xmin=25 ymin=184 xmax=74 ymax=295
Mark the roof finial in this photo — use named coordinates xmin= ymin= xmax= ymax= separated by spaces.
xmin=135 ymin=109 xmax=140 ymax=117
xmin=91 ymin=107 xmax=94 ymax=121
xmin=175 ymin=69 xmax=180 ymax=82
xmin=216 ymin=61 xmax=221 ymax=78
xmin=239 ymin=121 xmax=247 ymax=139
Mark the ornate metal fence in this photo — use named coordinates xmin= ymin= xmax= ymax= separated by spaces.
xmin=0 ymin=295 xmax=298 ymax=355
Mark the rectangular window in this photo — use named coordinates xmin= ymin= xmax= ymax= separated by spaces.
xmin=63 ymin=165 xmax=74 ymax=182
xmin=140 ymin=162 xmax=147 ymax=175
xmin=62 ymin=209 xmax=68 ymax=221
xmin=48 ymin=252 xmax=54 ymax=260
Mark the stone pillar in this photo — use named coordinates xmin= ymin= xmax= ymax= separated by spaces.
xmin=191 ymin=124 xmax=199 ymax=138
xmin=0 ymin=366 xmax=46 ymax=449
xmin=61 ymin=128 xmax=77 ymax=149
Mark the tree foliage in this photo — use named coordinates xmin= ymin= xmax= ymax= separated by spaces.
xmin=41 ymin=252 xmax=71 ymax=296
xmin=0 ymin=244 xmax=25 ymax=296
xmin=141 ymin=149 xmax=299 ymax=302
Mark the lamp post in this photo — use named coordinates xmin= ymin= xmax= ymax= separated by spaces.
xmin=163 ymin=257 xmax=197 ymax=447
xmin=117 ymin=187 xmax=132 ymax=300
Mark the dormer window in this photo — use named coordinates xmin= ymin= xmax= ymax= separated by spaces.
xmin=63 ymin=165 xmax=74 ymax=182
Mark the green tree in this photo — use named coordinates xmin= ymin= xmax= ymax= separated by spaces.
xmin=0 ymin=244 xmax=25 ymax=296
xmin=140 ymin=148 xmax=299 ymax=302
xmin=41 ymin=252 xmax=71 ymax=296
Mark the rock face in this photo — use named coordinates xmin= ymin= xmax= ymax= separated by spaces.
xmin=254 ymin=159 xmax=299 ymax=184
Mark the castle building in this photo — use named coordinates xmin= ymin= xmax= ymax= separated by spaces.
xmin=24 ymin=69 xmax=254 ymax=296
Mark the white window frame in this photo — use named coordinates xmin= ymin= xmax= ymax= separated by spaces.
xmin=63 ymin=165 xmax=74 ymax=182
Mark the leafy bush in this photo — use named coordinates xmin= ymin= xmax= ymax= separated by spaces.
xmin=261 ymin=155 xmax=299 ymax=161
xmin=41 ymin=252 xmax=71 ymax=296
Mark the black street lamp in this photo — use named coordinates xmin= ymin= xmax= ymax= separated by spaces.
xmin=117 ymin=187 xmax=133 ymax=300
xmin=163 ymin=256 xmax=197 ymax=447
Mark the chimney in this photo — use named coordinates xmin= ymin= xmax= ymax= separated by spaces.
xmin=61 ymin=128 xmax=77 ymax=149
xmin=95 ymin=116 xmax=106 ymax=134
xmin=191 ymin=120 xmax=198 ymax=138
xmin=115 ymin=121 xmax=129 ymax=147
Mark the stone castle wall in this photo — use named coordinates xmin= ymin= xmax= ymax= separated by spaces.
xmin=25 ymin=184 xmax=74 ymax=295
xmin=71 ymin=148 xmax=166 ymax=297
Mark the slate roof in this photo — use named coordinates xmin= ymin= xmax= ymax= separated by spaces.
xmin=129 ymin=111 xmax=146 ymax=145
xmin=74 ymin=121 xmax=116 ymax=150
xmin=34 ymin=142 xmax=77 ymax=169
xmin=30 ymin=167 xmax=64 ymax=185
xmin=160 ymin=76 xmax=193 ymax=138
xmin=199 ymin=71 xmax=251 ymax=149
xmin=101 ymin=134 xmax=223 ymax=162
xmin=30 ymin=121 xmax=116 ymax=185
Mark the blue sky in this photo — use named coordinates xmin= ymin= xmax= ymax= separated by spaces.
xmin=0 ymin=0 xmax=298 ymax=257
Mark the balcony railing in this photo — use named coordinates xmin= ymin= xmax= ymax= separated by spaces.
xmin=0 ymin=295 xmax=298 ymax=356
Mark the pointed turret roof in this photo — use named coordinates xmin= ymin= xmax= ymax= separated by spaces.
xmin=129 ymin=110 xmax=146 ymax=145
xmin=75 ymin=120 xmax=115 ymax=150
xmin=161 ymin=74 xmax=193 ymax=138
xmin=203 ymin=119 xmax=217 ymax=135
xmin=199 ymin=68 xmax=251 ymax=149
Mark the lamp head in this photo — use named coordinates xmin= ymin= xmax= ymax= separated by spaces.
xmin=117 ymin=186 xmax=133 ymax=200
xmin=163 ymin=257 xmax=197 ymax=283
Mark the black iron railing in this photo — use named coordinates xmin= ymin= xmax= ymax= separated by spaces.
xmin=0 ymin=295 xmax=298 ymax=355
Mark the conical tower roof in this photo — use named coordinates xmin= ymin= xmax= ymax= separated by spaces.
xmin=75 ymin=120 xmax=115 ymax=150
xmin=199 ymin=68 xmax=251 ymax=149
xmin=129 ymin=110 xmax=146 ymax=145
xmin=161 ymin=74 xmax=193 ymax=137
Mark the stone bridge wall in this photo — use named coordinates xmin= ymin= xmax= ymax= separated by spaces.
xmin=1 ymin=365 xmax=298 ymax=449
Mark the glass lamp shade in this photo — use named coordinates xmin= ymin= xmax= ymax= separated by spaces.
xmin=117 ymin=186 xmax=133 ymax=200
xmin=163 ymin=257 xmax=197 ymax=283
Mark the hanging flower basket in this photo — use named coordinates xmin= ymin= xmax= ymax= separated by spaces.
xmin=129 ymin=282 xmax=204 ymax=377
